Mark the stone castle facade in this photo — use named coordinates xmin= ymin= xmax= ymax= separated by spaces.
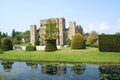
xmin=30 ymin=18 xmax=83 ymax=46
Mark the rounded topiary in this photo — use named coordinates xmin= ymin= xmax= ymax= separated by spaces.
xmin=26 ymin=45 xmax=36 ymax=51
xmin=86 ymin=36 xmax=94 ymax=46
xmin=45 ymin=39 xmax=57 ymax=52
xmin=71 ymin=33 xmax=86 ymax=49
xmin=1 ymin=38 xmax=13 ymax=51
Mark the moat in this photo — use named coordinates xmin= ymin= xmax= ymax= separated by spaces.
xmin=0 ymin=60 xmax=120 ymax=80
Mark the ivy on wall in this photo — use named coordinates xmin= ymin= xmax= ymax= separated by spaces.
xmin=45 ymin=19 xmax=58 ymax=40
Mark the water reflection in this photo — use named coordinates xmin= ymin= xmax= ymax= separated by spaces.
xmin=71 ymin=64 xmax=86 ymax=75
xmin=26 ymin=62 xmax=38 ymax=69
xmin=0 ymin=60 xmax=119 ymax=80
xmin=99 ymin=65 xmax=120 ymax=80
xmin=1 ymin=61 xmax=14 ymax=72
xmin=41 ymin=63 xmax=66 ymax=76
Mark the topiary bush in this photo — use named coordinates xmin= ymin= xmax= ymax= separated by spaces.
xmin=86 ymin=36 xmax=94 ymax=46
xmin=45 ymin=39 xmax=57 ymax=52
xmin=26 ymin=45 xmax=36 ymax=51
xmin=1 ymin=38 xmax=13 ymax=51
xmin=90 ymin=40 xmax=99 ymax=48
xmin=99 ymin=35 xmax=120 ymax=52
xmin=71 ymin=33 xmax=86 ymax=49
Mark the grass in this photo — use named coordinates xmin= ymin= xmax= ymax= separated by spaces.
xmin=0 ymin=47 xmax=120 ymax=63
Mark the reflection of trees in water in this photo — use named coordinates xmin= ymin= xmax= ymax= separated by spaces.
xmin=26 ymin=62 xmax=38 ymax=69
xmin=1 ymin=61 xmax=14 ymax=72
xmin=99 ymin=65 xmax=120 ymax=80
xmin=41 ymin=63 xmax=66 ymax=76
xmin=71 ymin=64 xmax=86 ymax=75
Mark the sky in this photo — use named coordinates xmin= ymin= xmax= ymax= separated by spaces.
xmin=0 ymin=0 xmax=120 ymax=35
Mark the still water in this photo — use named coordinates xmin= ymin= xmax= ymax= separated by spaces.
xmin=0 ymin=60 xmax=119 ymax=80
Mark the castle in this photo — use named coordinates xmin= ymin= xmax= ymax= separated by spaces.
xmin=30 ymin=17 xmax=83 ymax=46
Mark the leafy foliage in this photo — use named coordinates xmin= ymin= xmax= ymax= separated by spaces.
xmin=86 ymin=36 xmax=94 ymax=46
xmin=11 ymin=29 xmax=30 ymax=44
xmin=34 ymin=39 xmax=40 ymax=45
xmin=71 ymin=33 xmax=86 ymax=49
xmin=26 ymin=45 xmax=36 ymax=51
xmin=90 ymin=41 xmax=99 ymax=48
xmin=12 ymin=29 xmax=16 ymax=38
xmin=99 ymin=35 xmax=120 ymax=52
xmin=90 ymin=30 xmax=99 ymax=36
xmin=1 ymin=38 xmax=13 ymax=51
xmin=45 ymin=19 xmax=58 ymax=39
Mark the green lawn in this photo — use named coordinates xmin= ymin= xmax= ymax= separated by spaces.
xmin=0 ymin=47 xmax=120 ymax=63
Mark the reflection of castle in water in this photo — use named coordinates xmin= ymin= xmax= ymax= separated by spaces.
xmin=1 ymin=61 xmax=14 ymax=72
xmin=41 ymin=63 xmax=67 ymax=76
xmin=41 ymin=63 xmax=86 ymax=76
xmin=99 ymin=65 xmax=120 ymax=80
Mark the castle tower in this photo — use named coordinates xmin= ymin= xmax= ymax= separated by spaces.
xmin=39 ymin=20 xmax=47 ymax=45
xmin=75 ymin=25 xmax=83 ymax=34
xmin=30 ymin=25 xmax=37 ymax=45
xmin=58 ymin=18 xmax=66 ymax=46
xmin=68 ymin=21 xmax=76 ymax=40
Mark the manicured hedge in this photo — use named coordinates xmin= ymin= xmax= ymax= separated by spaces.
xmin=26 ymin=45 xmax=36 ymax=51
xmin=45 ymin=39 xmax=57 ymax=52
xmin=99 ymin=35 xmax=120 ymax=52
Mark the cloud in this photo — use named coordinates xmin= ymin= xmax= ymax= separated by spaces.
xmin=99 ymin=22 xmax=109 ymax=31
xmin=88 ymin=24 xmax=97 ymax=31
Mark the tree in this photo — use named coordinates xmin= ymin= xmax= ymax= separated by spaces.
xmin=1 ymin=37 xmax=13 ymax=51
xmin=22 ymin=30 xmax=30 ymax=43
xmin=34 ymin=39 xmax=40 ymax=45
xmin=84 ymin=32 xmax=89 ymax=36
xmin=115 ymin=32 xmax=120 ymax=35
xmin=86 ymin=36 xmax=94 ymax=46
xmin=101 ymin=33 xmax=106 ymax=35
xmin=12 ymin=29 xmax=16 ymax=38
xmin=22 ymin=30 xmax=30 ymax=39
xmin=2 ymin=33 xmax=7 ymax=37
xmin=90 ymin=30 xmax=99 ymax=36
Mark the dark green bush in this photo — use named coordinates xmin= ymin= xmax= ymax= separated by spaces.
xmin=26 ymin=45 xmax=36 ymax=51
xmin=1 ymin=38 xmax=13 ymax=51
xmin=99 ymin=35 xmax=120 ymax=52
xmin=34 ymin=39 xmax=40 ymax=45
xmin=71 ymin=33 xmax=86 ymax=49
xmin=45 ymin=39 xmax=57 ymax=52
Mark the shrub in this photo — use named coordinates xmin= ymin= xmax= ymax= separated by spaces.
xmin=86 ymin=36 xmax=94 ymax=46
xmin=1 ymin=38 xmax=13 ymax=51
xmin=71 ymin=33 xmax=86 ymax=49
xmin=45 ymin=39 xmax=57 ymax=52
xmin=99 ymin=35 xmax=120 ymax=52
xmin=34 ymin=39 xmax=40 ymax=45
xmin=26 ymin=45 xmax=36 ymax=51
xmin=91 ymin=41 xmax=99 ymax=48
